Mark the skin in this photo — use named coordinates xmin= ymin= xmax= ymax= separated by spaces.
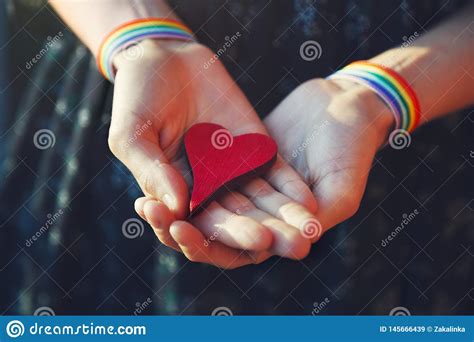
xmin=264 ymin=3 xmax=474 ymax=238
xmin=264 ymin=78 xmax=393 ymax=234
xmin=110 ymin=40 xmax=319 ymax=268
xmin=50 ymin=1 xmax=474 ymax=269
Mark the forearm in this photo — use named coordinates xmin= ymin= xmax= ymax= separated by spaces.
xmin=49 ymin=0 xmax=179 ymax=57
xmin=368 ymin=2 xmax=474 ymax=125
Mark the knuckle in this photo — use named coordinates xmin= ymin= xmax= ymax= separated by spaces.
xmin=251 ymin=180 xmax=274 ymax=198
xmin=138 ymin=170 xmax=157 ymax=197
xmin=279 ymin=201 xmax=303 ymax=217
xmin=282 ymin=179 xmax=313 ymax=204
xmin=234 ymin=204 xmax=253 ymax=215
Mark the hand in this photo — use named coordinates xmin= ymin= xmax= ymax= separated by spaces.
xmin=264 ymin=78 xmax=394 ymax=239
xmin=108 ymin=40 xmax=318 ymax=268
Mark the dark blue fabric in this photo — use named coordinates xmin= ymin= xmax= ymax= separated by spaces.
xmin=0 ymin=0 xmax=472 ymax=316
xmin=0 ymin=2 xmax=8 ymax=146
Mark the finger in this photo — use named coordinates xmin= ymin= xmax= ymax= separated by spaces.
xmin=265 ymin=155 xmax=318 ymax=213
xmin=219 ymin=192 xmax=311 ymax=259
xmin=134 ymin=196 xmax=150 ymax=221
xmin=248 ymin=250 xmax=273 ymax=264
xmin=169 ymin=221 xmax=256 ymax=269
xmin=191 ymin=201 xmax=273 ymax=252
xmin=240 ymin=178 xmax=321 ymax=242
xmin=142 ymin=199 xmax=181 ymax=252
xmin=206 ymin=85 xmax=317 ymax=214
xmin=312 ymin=167 xmax=368 ymax=233
xmin=108 ymin=119 xmax=189 ymax=219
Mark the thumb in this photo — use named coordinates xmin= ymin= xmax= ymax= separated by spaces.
xmin=310 ymin=166 xmax=369 ymax=242
xmin=108 ymin=124 xmax=189 ymax=219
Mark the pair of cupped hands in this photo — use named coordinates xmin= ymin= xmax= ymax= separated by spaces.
xmin=108 ymin=40 xmax=393 ymax=269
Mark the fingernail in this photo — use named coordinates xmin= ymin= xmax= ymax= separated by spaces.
xmin=162 ymin=193 xmax=175 ymax=209
xmin=135 ymin=208 xmax=146 ymax=221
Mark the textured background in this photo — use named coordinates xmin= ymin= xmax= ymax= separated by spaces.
xmin=0 ymin=0 xmax=472 ymax=315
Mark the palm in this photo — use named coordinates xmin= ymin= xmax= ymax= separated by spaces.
xmin=265 ymin=79 xmax=390 ymax=233
xmin=116 ymin=43 xmax=264 ymax=176
xmin=110 ymin=42 xmax=319 ymax=268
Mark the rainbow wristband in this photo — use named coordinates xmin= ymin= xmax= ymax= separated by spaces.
xmin=97 ymin=18 xmax=195 ymax=82
xmin=327 ymin=61 xmax=420 ymax=133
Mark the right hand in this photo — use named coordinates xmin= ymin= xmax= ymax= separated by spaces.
xmin=108 ymin=40 xmax=318 ymax=268
xmin=264 ymin=78 xmax=394 ymax=239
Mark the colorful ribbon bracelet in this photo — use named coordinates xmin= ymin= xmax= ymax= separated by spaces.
xmin=97 ymin=18 xmax=195 ymax=82
xmin=327 ymin=61 xmax=421 ymax=133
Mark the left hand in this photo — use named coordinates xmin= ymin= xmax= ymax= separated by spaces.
xmin=264 ymin=78 xmax=394 ymax=239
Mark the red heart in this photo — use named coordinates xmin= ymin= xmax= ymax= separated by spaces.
xmin=184 ymin=123 xmax=278 ymax=215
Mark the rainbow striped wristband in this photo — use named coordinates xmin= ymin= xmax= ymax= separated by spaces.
xmin=327 ymin=61 xmax=420 ymax=133
xmin=97 ymin=18 xmax=195 ymax=82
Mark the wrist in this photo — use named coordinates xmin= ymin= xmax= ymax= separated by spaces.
xmin=328 ymin=60 xmax=422 ymax=150
xmin=97 ymin=17 xmax=195 ymax=81
xmin=367 ymin=48 xmax=430 ymax=124
xmin=328 ymin=78 xmax=395 ymax=149
xmin=113 ymin=38 xmax=200 ymax=70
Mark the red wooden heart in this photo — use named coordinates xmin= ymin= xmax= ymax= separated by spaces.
xmin=184 ymin=123 xmax=278 ymax=216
